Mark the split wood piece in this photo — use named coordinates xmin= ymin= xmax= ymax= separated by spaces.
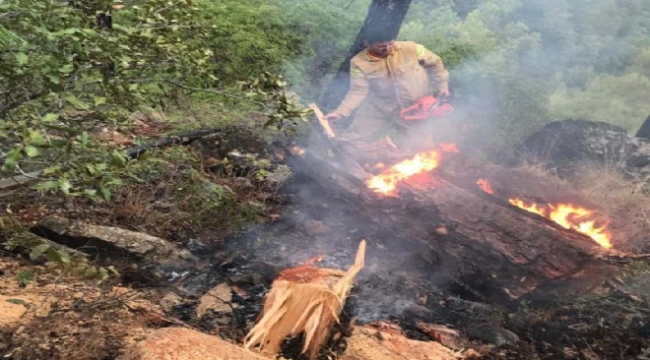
xmin=342 ymin=325 xmax=464 ymax=360
xmin=243 ymin=240 xmax=366 ymax=359
xmin=289 ymin=148 xmax=621 ymax=304
xmin=308 ymin=103 xmax=336 ymax=139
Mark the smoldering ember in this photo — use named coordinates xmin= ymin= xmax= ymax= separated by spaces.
xmin=1 ymin=1 xmax=650 ymax=360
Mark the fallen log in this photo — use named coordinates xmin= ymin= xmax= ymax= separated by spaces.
xmin=288 ymin=145 xmax=621 ymax=304
xmin=244 ymin=240 xmax=366 ymax=359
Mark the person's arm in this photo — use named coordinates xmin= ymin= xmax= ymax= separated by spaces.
xmin=416 ymin=44 xmax=449 ymax=96
xmin=328 ymin=62 xmax=370 ymax=118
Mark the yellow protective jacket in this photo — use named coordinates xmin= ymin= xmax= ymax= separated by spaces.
xmin=334 ymin=41 xmax=449 ymax=117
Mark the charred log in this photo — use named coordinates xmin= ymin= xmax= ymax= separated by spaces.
xmin=287 ymin=145 xmax=619 ymax=305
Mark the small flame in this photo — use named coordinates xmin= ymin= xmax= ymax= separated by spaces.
xmin=477 ymin=178 xmax=494 ymax=194
xmin=509 ymin=197 xmax=612 ymax=249
xmin=477 ymin=179 xmax=612 ymax=249
xmin=290 ymin=146 xmax=306 ymax=156
xmin=367 ymin=143 xmax=458 ymax=196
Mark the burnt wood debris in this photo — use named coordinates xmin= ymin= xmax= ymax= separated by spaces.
xmin=286 ymin=137 xmax=628 ymax=306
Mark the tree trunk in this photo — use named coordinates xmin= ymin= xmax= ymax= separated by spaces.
xmin=321 ymin=0 xmax=413 ymax=111
xmin=287 ymin=146 xmax=621 ymax=305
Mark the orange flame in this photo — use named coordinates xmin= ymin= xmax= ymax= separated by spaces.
xmin=477 ymin=179 xmax=612 ymax=249
xmin=477 ymin=178 xmax=494 ymax=194
xmin=367 ymin=143 xmax=458 ymax=196
xmin=509 ymin=197 xmax=612 ymax=249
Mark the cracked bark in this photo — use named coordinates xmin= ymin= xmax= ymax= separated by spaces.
xmin=288 ymin=148 xmax=620 ymax=305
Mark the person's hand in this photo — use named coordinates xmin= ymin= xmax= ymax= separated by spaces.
xmin=323 ymin=112 xmax=342 ymax=122
xmin=437 ymin=88 xmax=450 ymax=98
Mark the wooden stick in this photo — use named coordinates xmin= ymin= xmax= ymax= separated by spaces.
xmin=243 ymin=240 xmax=366 ymax=359
xmin=308 ymin=103 xmax=336 ymax=139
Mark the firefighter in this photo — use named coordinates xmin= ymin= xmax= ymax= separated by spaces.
xmin=324 ymin=31 xmax=450 ymax=152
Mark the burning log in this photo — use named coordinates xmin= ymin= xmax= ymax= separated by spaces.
xmin=287 ymin=145 xmax=621 ymax=304
xmin=243 ymin=240 xmax=366 ymax=359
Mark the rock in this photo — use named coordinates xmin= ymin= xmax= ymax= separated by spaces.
xmin=0 ymin=295 xmax=28 ymax=327
xmin=116 ymin=327 xmax=270 ymax=360
xmin=464 ymin=323 xmax=520 ymax=346
xmin=341 ymin=325 xmax=462 ymax=360
xmin=196 ymin=283 xmax=235 ymax=318
xmin=159 ymin=292 xmax=183 ymax=314
xmin=415 ymin=322 xmax=468 ymax=350
xmin=512 ymin=119 xmax=650 ymax=176
xmin=9 ymin=231 xmax=88 ymax=260
xmin=32 ymin=216 xmax=197 ymax=284
xmin=303 ymin=219 xmax=331 ymax=236
xmin=635 ymin=115 xmax=650 ymax=138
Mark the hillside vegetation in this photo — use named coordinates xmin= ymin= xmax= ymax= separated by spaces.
xmin=1 ymin=1 xmax=650 ymax=359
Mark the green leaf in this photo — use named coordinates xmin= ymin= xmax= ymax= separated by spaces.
xmin=59 ymin=64 xmax=74 ymax=74
xmin=58 ymin=178 xmax=72 ymax=195
xmin=47 ymin=74 xmax=60 ymax=84
xmin=107 ymin=265 xmax=120 ymax=276
xmin=99 ymin=185 xmax=111 ymax=202
xmin=43 ymin=166 xmax=61 ymax=175
xmin=4 ymin=149 xmax=22 ymax=170
xmin=83 ymin=188 xmax=97 ymax=197
xmin=98 ymin=267 xmax=109 ymax=280
xmin=42 ymin=113 xmax=59 ymax=122
xmin=80 ymin=131 xmax=89 ymax=146
xmin=110 ymin=150 xmax=127 ymax=167
xmin=104 ymin=177 xmax=123 ymax=186
xmin=30 ymin=244 xmax=52 ymax=260
xmin=45 ymin=247 xmax=63 ymax=263
xmin=85 ymin=163 xmax=96 ymax=174
xmin=93 ymin=96 xmax=107 ymax=106
xmin=26 ymin=129 xmax=43 ymax=143
xmin=15 ymin=52 xmax=28 ymax=65
xmin=15 ymin=270 xmax=34 ymax=286
xmin=57 ymin=250 xmax=71 ymax=264
xmin=64 ymin=95 xmax=90 ymax=110
xmin=23 ymin=145 xmax=39 ymax=157
xmin=84 ymin=266 xmax=99 ymax=279
xmin=34 ymin=180 xmax=60 ymax=191
xmin=5 ymin=298 xmax=27 ymax=305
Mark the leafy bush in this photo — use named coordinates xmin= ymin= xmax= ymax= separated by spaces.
xmin=0 ymin=0 xmax=306 ymax=201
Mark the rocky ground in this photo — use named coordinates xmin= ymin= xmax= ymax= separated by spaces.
xmin=1 ymin=119 xmax=650 ymax=360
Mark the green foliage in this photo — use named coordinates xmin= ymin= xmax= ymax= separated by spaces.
xmin=0 ymin=0 xmax=305 ymax=201
xmin=549 ymin=74 xmax=650 ymax=132
xmin=191 ymin=0 xmax=305 ymax=83
xmin=271 ymin=0 xmax=372 ymax=100
xmin=270 ymin=0 xmax=650 ymax=146
xmin=15 ymin=271 xmax=34 ymax=287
